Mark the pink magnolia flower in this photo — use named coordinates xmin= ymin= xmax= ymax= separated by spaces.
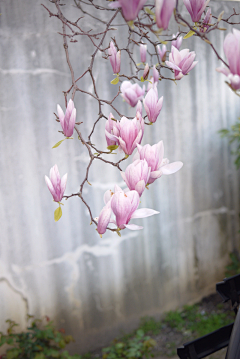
xmin=166 ymin=46 xmax=198 ymax=80
xmin=140 ymin=44 xmax=147 ymax=63
xmin=143 ymin=88 xmax=163 ymax=123
xmin=105 ymin=113 xmax=120 ymax=147
xmin=155 ymin=0 xmax=176 ymax=30
xmin=108 ymin=41 xmax=121 ymax=74
xmin=157 ymin=44 xmax=167 ymax=62
xmin=121 ymin=159 xmax=151 ymax=196
xmin=109 ymin=0 xmax=148 ymax=22
xmin=216 ymin=29 xmax=240 ymax=91
xmin=105 ymin=113 xmax=144 ymax=155
xmin=111 ymin=190 xmax=159 ymax=230
xmin=57 ymin=99 xmax=76 ymax=137
xmin=172 ymin=32 xmax=182 ymax=50
xmin=183 ymin=0 xmax=210 ymax=22
xmin=135 ymin=141 xmax=183 ymax=184
xmin=96 ymin=186 xmax=159 ymax=233
xmin=200 ymin=8 xmax=212 ymax=33
xmin=45 ymin=165 xmax=67 ymax=202
xmin=121 ymin=81 xmax=145 ymax=107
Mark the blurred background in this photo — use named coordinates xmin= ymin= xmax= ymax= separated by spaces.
xmin=0 ymin=0 xmax=239 ymax=354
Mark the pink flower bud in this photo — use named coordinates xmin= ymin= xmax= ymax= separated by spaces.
xmin=166 ymin=46 xmax=198 ymax=80
xmin=143 ymin=63 xmax=150 ymax=80
xmin=135 ymin=141 xmax=183 ymax=184
xmin=143 ymin=88 xmax=163 ymax=123
xmin=172 ymin=32 xmax=182 ymax=50
xmin=105 ymin=113 xmax=120 ymax=147
xmin=121 ymin=81 xmax=145 ymax=107
xmin=140 ymin=44 xmax=147 ymax=63
xmin=216 ymin=29 xmax=240 ymax=90
xmin=45 ymin=165 xmax=67 ymax=202
xmin=157 ymin=44 xmax=167 ymax=62
xmin=155 ymin=0 xmax=175 ymax=30
xmin=109 ymin=0 xmax=148 ymax=22
xmin=57 ymin=99 xmax=76 ymax=137
xmin=183 ymin=0 xmax=210 ymax=22
xmin=121 ymin=159 xmax=151 ymax=196
xmin=153 ymin=66 xmax=159 ymax=83
xmin=108 ymin=41 xmax=121 ymax=74
xmin=200 ymin=8 xmax=212 ymax=33
xmin=97 ymin=202 xmax=112 ymax=235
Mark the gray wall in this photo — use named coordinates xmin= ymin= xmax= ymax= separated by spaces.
xmin=0 ymin=0 xmax=239 ymax=354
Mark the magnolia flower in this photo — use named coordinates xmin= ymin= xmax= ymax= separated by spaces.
xmin=57 ymin=99 xmax=76 ymax=137
xmin=200 ymin=8 xmax=212 ymax=33
xmin=105 ymin=113 xmax=120 ymax=147
xmin=108 ymin=41 xmax=121 ymax=74
xmin=183 ymin=0 xmax=210 ymax=22
xmin=135 ymin=141 xmax=183 ymax=184
xmin=45 ymin=165 xmax=67 ymax=202
xmin=143 ymin=88 xmax=163 ymax=123
xmin=157 ymin=44 xmax=167 ymax=62
xmin=155 ymin=0 xmax=176 ymax=30
xmin=216 ymin=29 xmax=240 ymax=91
xmin=109 ymin=0 xmax=148 ymax=21
xmin=106 ymin=114 xmax=143 ymax=155
xmin=111 ymin=190 xmax=159 ymax=230
xmin=172 ymin=32 xmax=182 ymax=50
xmin=96 ymin=186 xmax=159 ymax=234
xmin=121 ymin=81 xmax=145 ymax=107
xmin=140 ymin=44 xmax=147 ymax=63
xmin=166 ymin=46 xmax=198 ymax=80
xmin=121 ymin=159 xmax=151 ymax=196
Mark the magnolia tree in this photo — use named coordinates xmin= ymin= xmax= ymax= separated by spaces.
xmin=43 ymin=0 xmax=240 ymax=237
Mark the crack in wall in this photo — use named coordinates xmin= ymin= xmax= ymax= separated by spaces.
xmin=0 ymin=277 xmax=29 ymax=316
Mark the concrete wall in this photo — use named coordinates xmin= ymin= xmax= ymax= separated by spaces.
xmin=0 ymin=0 xmax=239 ymax=354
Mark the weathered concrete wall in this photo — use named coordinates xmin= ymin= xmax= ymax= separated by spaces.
xmin=0 ymin=0 xmax=239 ymax=354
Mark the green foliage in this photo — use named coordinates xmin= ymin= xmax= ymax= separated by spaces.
xmin=138 ymin=317 xmax=162 ymax=335
xmin=219 ymin=118 xmax=240 ymax=169
xmin=225 ymin=252 xmax=240 ymax=277
xmin=0 ymin=317 xmax=82 ymax=359
xmin=102 ymin=329 xmax=156 ymax=359
xmin=141 ymin=302 xmax=234 ymax=342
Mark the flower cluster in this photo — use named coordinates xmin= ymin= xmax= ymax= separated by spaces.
xmin=44 ymin=0 xmax=240 ymax=235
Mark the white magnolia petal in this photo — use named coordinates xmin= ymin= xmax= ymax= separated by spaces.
xmin=150 ymin=170 xmax=163 ymax=179
xmin=161 ymin=161 xmax=183 ymax=175
xmin=131 ymin=208 xmax=159 ymax=219
xmin=124 ymin=224 xmax=143 ymax=230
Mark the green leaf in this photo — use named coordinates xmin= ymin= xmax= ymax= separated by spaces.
xmin=107 ymin=145 xmax=119 ymax=151
xmin=6 ymin=349 xmax=21 ymax=359
xmin=34 ymin=354 xmax=46 ymax=359
xmin=52 ymin=139 xmax=65 ymax=148
xmin=54 ymin=207 xmax=62 ymax=222
xmin=136 ymin=62 xmax=142 ymax=66
xmin=160 ymin=41 xmax=168 ymax=45
xmin=111 ymin=77 xmax=119 ymax=85
xmin=183 ymin=30 xmax=195 ymax=39
xmin=140 ymin=76 xmax=144 ymax=82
